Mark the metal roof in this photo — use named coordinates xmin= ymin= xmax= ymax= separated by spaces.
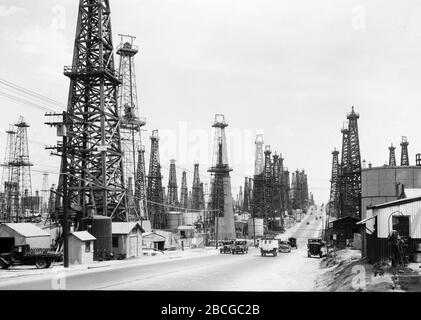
xmin=367 ymin=195 xmax=421 ymax=210
xmin=112 ymin=222 xmax=145 ymax=235
xmin=2 ymin=223 xmax=50 ymax=237
xmin=177 ymin=225 xmax=195 ymax=230
xmin=70 ymin=231 xmax=96 ymax=242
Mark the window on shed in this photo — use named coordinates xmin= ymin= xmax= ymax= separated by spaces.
xmin=112 ymin=236 xmax=119 ymax=248
xmin=85 ymin=241 xmax=91 ymax=253
xmin=392 ymin=216 xmax=410 ymax=238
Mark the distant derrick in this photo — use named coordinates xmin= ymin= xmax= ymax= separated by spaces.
xmin=242 ymin=177 xmax=250 ymax=212
xmin=134 ymin=146 xmax=147 ymax=219
xmin=180 ymin=171 xmax=188 ymax=209
xmin=252 ymin=134 xmax=265 ymax=218
xmin=167 ymin=159 xmax=179 ymax=210
xmin=400 ymin=136 xmax=409 ymax=166
xmin=263 ymin=145 xmax=274 ymax=219
xmin=147 ymin=130 xmax=165 ymax=229
xmin=328 ymin=148 xmax=340 ymax=217
xmin=191 ymin=162 xmax=201 ymax=210
xmin=388 ymin=143 xmax=396 ymax=167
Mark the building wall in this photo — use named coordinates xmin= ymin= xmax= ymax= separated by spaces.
xmin=361 ymin=166 xmax=421 ymax=219
xmin=0 ymin=226 xmax=50 ymax=248
xmin=68 ymin=237 xmax=94 ymax=265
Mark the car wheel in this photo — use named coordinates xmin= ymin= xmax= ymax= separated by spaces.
xmin=35 ymin=258 xmax=48 ymax=269
xmin=0 ymin=259 xmax=10 ymax=270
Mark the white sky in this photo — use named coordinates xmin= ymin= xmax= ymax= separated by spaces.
xmin=1 ymin=0 xmax=421 ymax=204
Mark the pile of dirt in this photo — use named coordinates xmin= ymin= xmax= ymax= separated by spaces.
xmin=315 ymin=249 xmax=399 ymax=292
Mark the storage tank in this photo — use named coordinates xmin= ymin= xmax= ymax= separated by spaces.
xmin=361 ymin=166 xmax=421 ymax=219
xmin=166 ymin=211 xmax=184 ymax=230
xmin=183 ymin=211 xmax=201 ymax=226
xmin=81 ymin=215 xmax=112 ymax=261
xmin=247 ymin=218 xmax=264 ymax=237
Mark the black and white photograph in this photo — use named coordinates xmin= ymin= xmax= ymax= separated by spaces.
xmin=0 ymin=0 xmax=421 ymax=308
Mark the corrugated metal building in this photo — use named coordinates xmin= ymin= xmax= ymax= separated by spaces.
xmin=362 ymin=196 xmax=421 ymax=262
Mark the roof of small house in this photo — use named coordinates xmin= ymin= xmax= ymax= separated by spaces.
xmin=70 ymin=231 xmax=96 ymax=242
xmin=2 ymin=223 xmax=50 ymax=237
xmin=112 ymin=222 xmax=145 ymax=235
xmin=142 ymin=232 xmax=166 ymax=241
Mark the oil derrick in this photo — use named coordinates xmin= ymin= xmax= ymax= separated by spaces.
xmin=272 ymin=152 xmax=282 ymax=218
xmin=48 ymin=184 xmax=56 ymax=219
xmin=263 ymin=145 xmax=274 ymax=227
xmin=167 ymin=159 xmax=178 ymax=210
xmin=400 ymin=136 xmax=409 ymax=166
xmin=301 ymin=170 xmax=309 ymax=209
xmin=126 ymin=177 xmax=136 ymax=220
xmin=180 ymin=171 xmax=188 ymax=209
xmin=237 ymin=186 xmax=243 ymax=212
xmin=242 ymin=177 xmax=250 ymax=212
xmin=207 ymin=114 xmax=236 ymax=240
xmin=345 ymin=107 xmax=362 ymax=219
xmin=191 ymin=162 xmax=201 ymax=210
xmin=134 ymin=146 xmax=147 ymax=219
xmin=51 ymin=0 xmax=127 ymax=225
xmin=117 ymin=34 xmax=146 ymax=195
xmin=389 ymin=143 xmax=396 ymax=167
xmin=9 ymin=117 xmax=33 ymax=222
xmin=147 ymin=130 xmax=165 ymax=229
xmin=0 ymin=125 xmax=16 ymax=222
xmin=41 ymin=173 xmax=49 ymax=215
xmin=338 ymin=122 xmax=350 ymax=219
xmin=291 ymin=170 xmax=303 ymax=210
xmin=328 ymin=148 xmax=340 ymax=217
xmin=283 ymin=168 xmax=291 ymax=214
xmin=252 ymin=134 xmax=265 ymax=219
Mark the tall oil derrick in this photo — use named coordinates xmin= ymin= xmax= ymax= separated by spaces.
xmin=278 ymin=154 xmax=286 ymax=216
xmin=283 ymin=168 xmax=291 ymax=214
xmin=9 ymin=117 xmax=33 ymax=222
xmin=291 ymin=170 xmax=302 ymax=210
xmin=126 ymin=177 xmax=137 ymax=220
xmin=180 ymin=171 xmax=188 ymax=209
xmin=388 ymin=143 xmax=396 ymax=167
xmin=147 ymin=130 xmax=165 ymax=229
xmin=0 ymin=125 xmax=16 ymax=222
xmin=263 ymin=145 xmax=274 ymax=225
xmin=207 ymin=114 xmax=236 ymax=240
xmin=40 ymin=172 xmax=49 ymax=215
xmin=242 ymin=177 xmax=250 ymax=212
xmin=345 ymin=107 xmax=362 ymax=219
xmin=167 ymin=159 xmax=178 ymax=210
xmin=301 ymin=170 xmax=309 ymax=209
xmin=328 ymin=148 xmax=340 ymax=217
xmin=272 ymin=152 xmax=282 ymax=218
xmin=117 ymin=34 xmax=146 ymax=196
xmin=52 ymin=0 xmax=127 ymax=226
xmin=252 ymin=134 xmax=265 ymax=219
xmin=400 ymin=136 xmax=409 ymax=166
xmin=191 ymin=162 xmax=201 ymax=210
xmin=134 ymin=146 xmax=147 ymax=219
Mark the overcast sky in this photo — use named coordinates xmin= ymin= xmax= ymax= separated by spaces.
xmin=1 ymin=0 xmax=421 ymax=204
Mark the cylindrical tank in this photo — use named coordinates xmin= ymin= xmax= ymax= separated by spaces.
xmin=183 ymin=211 xmax=200 ymax=226
xmin=248 ymin=218 xmax=264 ymax=237
xmin=166 ymin=211 xmax=183 ymax=230
xmin=81 ymin=215 xmax=112 ymax=261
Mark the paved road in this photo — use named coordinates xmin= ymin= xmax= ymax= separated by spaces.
xmin=0 ymin=209 xmax=324 ymax=291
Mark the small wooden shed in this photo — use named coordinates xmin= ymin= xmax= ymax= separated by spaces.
xmin=68 ymin=231 xmax=96 ymax=265
xmin=142 ymin=231 xmax=166 ymax=250
xmin=112 ymin=222 xmax=144 ymax=258
xmin=0 ymin=223 xmax=51 ymax=253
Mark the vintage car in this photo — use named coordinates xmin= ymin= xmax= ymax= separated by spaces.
xmin=278 ymin=240 xmax=291 ymax=253
xmin=231 ymin=240 xmax=248 ymax=254
xmin=288 ymin=237 xmax=297 ymax=249
xmin=260 ymin=237 xmax=278 ymax=257
xmin=219 ymin=240 xmax=234 ymax=254
xmin=307 ymin=238 xmax=327 ymax=258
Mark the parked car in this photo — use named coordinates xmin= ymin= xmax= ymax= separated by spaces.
xmin=288 ymin=237 xmax=298 ymax=249
xmin=307 ymin=238 xmax=327 ymax=258
xmin=220 ymin=240 xmax=234 ymax=254
xmin=231 ymin=240 xmax=248 ymax=254
xmin=0 ymin=245 xmax=62 ymax=269
xmin=260 ymin=237 xmax=278 ymax=257
xmin=278 ymin=240 xmax=291 ymax=253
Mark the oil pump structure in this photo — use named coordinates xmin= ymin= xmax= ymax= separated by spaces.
xmin=47 ymin=0 xmax=128 ymax=226
xmin=207 ymin=114 xmax=236 ymax=240
xmin=338 ymin=107 xmax=362 ymax=219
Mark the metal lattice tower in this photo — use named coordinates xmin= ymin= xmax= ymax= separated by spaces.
xmin=301 ymin=170 xmax=309 ymax=209
xmin=338 ymin=122 xmax=350 ymax=219
xmin=328 ymin=148 xmax=340 ymax=217
xmin=389 ymin=143 xmax=396 ymax=167
xmin=1 ymin=125 xmax=16 ymax=221
xmin=147 ymin=130 xmax=165 ymax=228
xmin=199 ymin=182 xmax=205 ymax=210
xmin=9 ymin=117 xmax=33 ymax=222
xmin=272 ymin=152 xmax=282 ymax=217
xmin=167 ymin=159 xmax=178 ymax=209
xmin=400 ymin=136 xmax=409 ymax=166
xmin=263 ymin=146 xmax=273 ymax=220
xmin=252 ymin=134 xmax=265 ymax=219
xmin=40 ymin=173 xmax=49 ymax=215
xmin=117 ymin=34 xmax=146 ymax=193
xmin=54 ymin=0 xmax=127 ymax=225
xmin=135 ymin=146 xmax=147 ymax=219
xmin=208 ymin=114 xmax=235 ymax=240
xmin=291 ymin=170 xmax=301 ymax=210
xmin=180 ymin=171 xmax=188 ymax=209
xmin=192 ymin=162 xmax=201 ymax=210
